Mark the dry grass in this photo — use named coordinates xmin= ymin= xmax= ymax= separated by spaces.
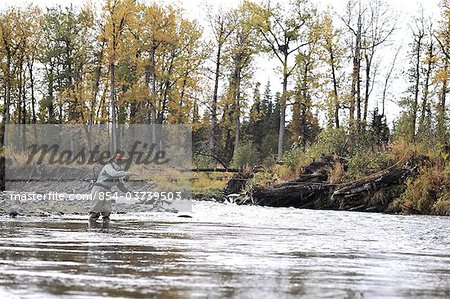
xmin=388 ymin=140 xmax=416 ymax=165
xmin=329 ymin=161 xmax=345 ymax=184
xmin=274 ymin=164 xmax=296 ymax=181
xmin=365 ymin=189 xmax=389 ymax=206
xmin=433 ymin=200 xmax=450 ymax=216
xmin=397 ymin=163 xmax=450 ymax=214
xmin=191 ymin=173 xmax=227 ymax=199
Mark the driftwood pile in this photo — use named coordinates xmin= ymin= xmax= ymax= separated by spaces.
xmin=224 ymin=172 xmax=254 ymax=195
xmin=330 ymin=167 xmax=410 ymax=212
xmin=227 ymin=155 xmax=424 ymax=213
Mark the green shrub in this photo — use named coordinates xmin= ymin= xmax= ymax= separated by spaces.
xmin=231 ymin=142 xmax=260 ymax=169
xmin=260 ymin=133 xmax=278 ymax=160
xmin=193 ymin=154 xmax=216 ymax=169
xmin=344 ymin=150 xmax=392 ymax=181
xmin=283 ymin=127 xmax=348 ymax=175
xmin=261 ymin=155 xmax=277 ymax=169
xmin=314 ymin=127 xmax=348 ymax=156
xmin=284 ymin=145 xmax=311 ymax=174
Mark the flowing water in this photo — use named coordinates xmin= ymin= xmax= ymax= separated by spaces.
xmin=0 ymin=201 xmax=449 ymax=298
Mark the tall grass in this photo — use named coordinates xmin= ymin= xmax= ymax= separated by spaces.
xmin=390 ymin=162 xmax=450 ymax=215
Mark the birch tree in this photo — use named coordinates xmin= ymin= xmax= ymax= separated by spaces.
xmin=247 ymin=0 xmax=313 ymax=161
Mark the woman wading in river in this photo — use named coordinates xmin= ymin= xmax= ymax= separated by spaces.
xmin=89 ymin=151 xmax=130 ymax=225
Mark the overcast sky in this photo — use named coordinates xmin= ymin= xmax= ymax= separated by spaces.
xmin=0 ymin=0 xmax=443 ymax=124
xmin=0 ymin=0 xmax=440 ymax=21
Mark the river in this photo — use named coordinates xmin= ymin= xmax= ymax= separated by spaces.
xmin=0 ymin=201 xmax=449 ymax=298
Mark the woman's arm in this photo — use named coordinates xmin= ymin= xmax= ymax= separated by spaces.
xmin=103 ymin=163 xmax=128 ymax=178
xmin=117 ymin=181 xmax=130 ymax=193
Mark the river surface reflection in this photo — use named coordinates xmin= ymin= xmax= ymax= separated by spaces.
xmin=0 ymin=201 xmax=449 ymax=298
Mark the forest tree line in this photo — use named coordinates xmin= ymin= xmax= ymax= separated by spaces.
xmin=0 ymin=0 xmax=449 ymax=169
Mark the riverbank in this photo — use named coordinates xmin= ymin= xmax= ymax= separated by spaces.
xmin=1 ymin=151 xmax=448 ymax=217
xmin=214 ymin=155 xmax=448 ymax=217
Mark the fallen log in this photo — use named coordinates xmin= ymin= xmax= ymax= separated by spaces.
xmin=292 ymin=172 xmax=328 ymax=183
xmin=223 ymin=172 xmax=253 ymax=196
xmin=330 ymin=165 xmax=413 ymax=212
xmin=246 ymin=156 xmax=423 ymax=213
xmin=251 ymin=182 xmax=337 ymax=210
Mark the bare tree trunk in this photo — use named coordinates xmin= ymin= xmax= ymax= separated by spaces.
xmin=151 ymin=46 xmax=157 ymax=143
xmin=96 ymin=65 xmax=108 ymax=124
xmin=437 ymin=59 xmax=448 ymax=142
xmin=5 ymin=50 xmax=11 ymax=123
xmin=208 ymin=11 xmax=235 ymax=153
xmin=412 ymin=34 xmax=423 ymax=143
xmin=91 ymin=40 xmax=105 ymax=125
xmin=300 ymin=60 xmax=311 ymax=148
xmin=28 ymin=60 xmax=36 ymax=124
xmin=159 ymin=51 xmax=176 ymax=125
xmin=17 ymin=62 xmax=23 ymax=150
xmin=355 ymin=23 xmax=362 ymax=129
xmin=21 ymin=66 xmax=27 ymax=151
xmin=67 ymin=47 xmax=75 ymax=122
xmin=223 ymin=103 xmax=234 ymax=162
xmin=277 ymin=57 xmax=288 ymax=162
xmin=350 ymin=16 xmax=362 ymax=130
xmin=178 ymin=71 xmax=190 ymax=123
xmin=330 ymin=50 xmax=340 ymax=128
xmin=48 ymin=65 xmax=55 ymax=123
xmin=110 ymin=62 xmax=117 ymax=153
xmin=210 ymin=44 xmax=222 ymax=152
xmin=233 ymin=66 xmax=241 ymax=156
xmin=350 ymin=50 xmax=357 ymax=127
xmin=363 ymin=51 xmax=372 ymax=126
xmin=419 ymin=40 xmax=434 ymax=133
